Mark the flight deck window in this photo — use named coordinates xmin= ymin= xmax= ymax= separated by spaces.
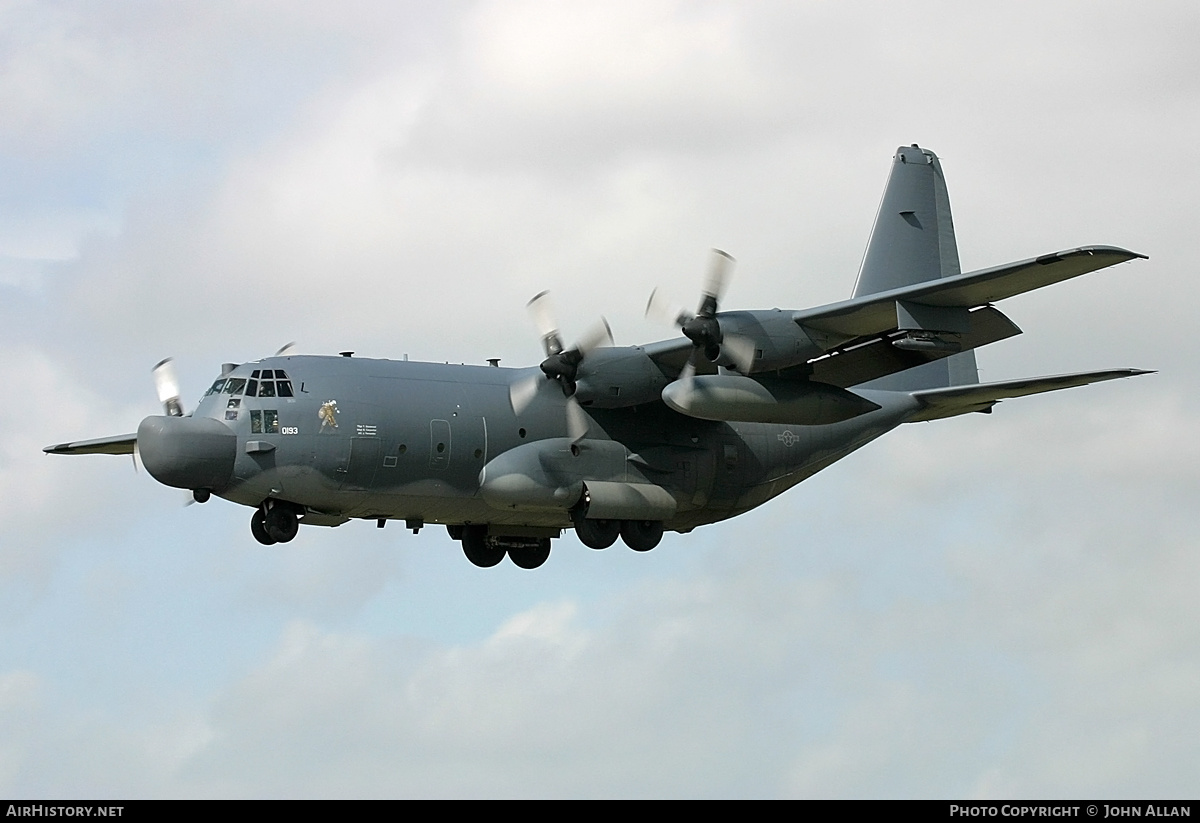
xmin=258 ymin=381 xmax=276 ymax=398
xmin=223 ymin=378 xmax=247 ymax=395
xmin=205 ymin=379 xmax=227 ymax=397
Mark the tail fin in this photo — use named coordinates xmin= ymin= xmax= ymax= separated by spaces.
xmin=854 ymin=145 xmax=978 ymax=391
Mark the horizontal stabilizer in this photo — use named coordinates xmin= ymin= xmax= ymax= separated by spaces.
xmin=796 ymin=246 xmax=1145 ymax=342
xmin=44 ymin=433 xmax=138 ymax=455
xmin=906 ymin=369 xmax=1153 ymax=422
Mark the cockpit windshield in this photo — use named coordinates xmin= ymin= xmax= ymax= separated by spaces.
xmin=204 ymin=370 xmax=294 ymax=398
xmin=254 ymin=369 xmax=294 ymax=397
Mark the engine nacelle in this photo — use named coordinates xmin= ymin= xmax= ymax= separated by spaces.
xmin=661 ymin=374 xmax=880 ymax=425
xmin=714 ymin=309 xmax=825 ymax=373
xmin=572 ymin=346 xmax=672 ymax=408
xmin=480 ymin=437 xmax=645 ymax=511
xmin=479 ymin=438 xmax=678 ymax=519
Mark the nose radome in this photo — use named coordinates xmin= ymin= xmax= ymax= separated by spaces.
xmin=137 ymin=415 xmax=237 ymax=492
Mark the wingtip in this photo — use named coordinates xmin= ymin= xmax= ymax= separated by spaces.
xmin=1080 ymin=245 xmax=1149 ymax=260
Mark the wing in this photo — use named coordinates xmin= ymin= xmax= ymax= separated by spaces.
xmin=642 ymin=246 xmax=1145 ymax=384
xmin=905 ymin=369 xmax=1153 ymax=422
xmin=44 ymin=433 xmax=138 ymax=455
xmin=640 ymin=338 xmax=712 ymax=376
xmin=794 ymin=246 xmax=1145 ymax=342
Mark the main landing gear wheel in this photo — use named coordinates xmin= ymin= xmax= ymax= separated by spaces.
xmin=573 ymin=515 xmax=621 ymax=550
xmin=620 ymin=520 xmax=664 ymax=552
xmin=462 ymin=525 xmax=505 ymax=568
xmin=265 ymin=503 xmax=299 ymax=543
xmin=508 ymin=538 xmax=552 ymax=570
xmin=251 ymin=510 xmax=276 ymax=545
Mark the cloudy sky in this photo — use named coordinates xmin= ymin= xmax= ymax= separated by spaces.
xmin=2 ymin=0 xmax=1197 ymax=798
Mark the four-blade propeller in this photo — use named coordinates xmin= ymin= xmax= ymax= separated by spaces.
xmin=509 ymin=291 xmax=613 ymax=441
xmin=511 ymin=248 xmax=751 ymax=423
xmin=645 ymin=248 xmax=755 ymax=382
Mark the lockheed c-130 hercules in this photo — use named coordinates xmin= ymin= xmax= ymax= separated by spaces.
xmin=45 ymin=145 xmax=1150 ymax=569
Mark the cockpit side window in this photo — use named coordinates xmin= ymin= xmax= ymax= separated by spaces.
xmin=223 ymin=378 xmax=247 ymax=395
xmin=205 ymin=379 xmax=227 ymax=397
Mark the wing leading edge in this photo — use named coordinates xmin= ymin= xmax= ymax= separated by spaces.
xmin=43 ymin=433 xmax=138 ymax=455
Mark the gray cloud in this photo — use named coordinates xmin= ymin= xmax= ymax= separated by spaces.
xmin=2 ymin=0 xmax=1196 ymax=798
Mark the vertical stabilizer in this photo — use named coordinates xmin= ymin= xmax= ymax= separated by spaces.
xmin=854 ymin=145 xmax=978 ymax=390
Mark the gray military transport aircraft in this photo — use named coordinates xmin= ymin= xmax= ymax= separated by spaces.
xmin=45 ymin=145 xmax=1149 ymax=569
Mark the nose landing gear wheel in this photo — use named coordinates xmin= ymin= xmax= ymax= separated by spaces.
xmin=263 ymin=503 xmax=299 ymax=543
xmin=462 ymin=525 xmax=505 ymax=568
xmin=251 ymin=510 xmax=276 ymax=545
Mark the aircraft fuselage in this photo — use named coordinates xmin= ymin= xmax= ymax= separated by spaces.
xmin=186 ymin=354 xmax=913 ymax=534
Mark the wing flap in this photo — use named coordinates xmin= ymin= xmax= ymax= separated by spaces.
xmin=796 ymin=246 xmax=1145 ymax=340
xmin=44 ymin=433 xmax=138 ymax=455
xmin=907 ymin=369 xmax=1152 ymax=422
